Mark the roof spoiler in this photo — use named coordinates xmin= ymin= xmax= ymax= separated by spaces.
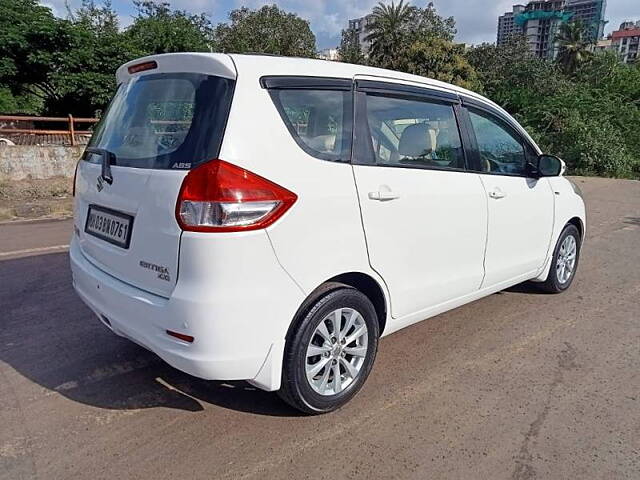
xmin=116 ymin=53 xmax=237 ymax=84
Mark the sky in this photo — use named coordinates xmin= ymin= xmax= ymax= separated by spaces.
xmin=41 ymin=0 xmax=640 ymax=50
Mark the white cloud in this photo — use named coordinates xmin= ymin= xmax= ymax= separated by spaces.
xmin=169 ymin=0 xmax=219 ymax=15
xmin=41 ymin=0 xmax=79 ymax=17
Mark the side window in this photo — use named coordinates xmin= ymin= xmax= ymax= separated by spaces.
xmin=364 ymin=94 xmax=465 ymax=170
xmin=269 ymin=89 xmax=351 ymax=162
xmin=468 ymin=109 xmax=526 ymax=175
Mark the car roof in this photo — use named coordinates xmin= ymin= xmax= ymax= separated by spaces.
xmin=119 ymin=52 xmax=495 ymax=108
xmin=229 ymin=53 xmax=497 ymax=106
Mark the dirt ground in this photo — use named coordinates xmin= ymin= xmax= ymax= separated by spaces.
xmin=0 ymin=177 xmax=73 ymax=221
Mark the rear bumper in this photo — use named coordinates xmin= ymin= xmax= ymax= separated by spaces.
xmin=69 ymin=232 xmax=304 ymax=391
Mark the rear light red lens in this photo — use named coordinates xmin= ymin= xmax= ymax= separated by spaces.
xmin=128 ymin=61 xmax=158 ymax=74
xmin=175 ymin=160 xmax=297 ymax=232
xmin=166 ymin=330 xmax=194 ymax=343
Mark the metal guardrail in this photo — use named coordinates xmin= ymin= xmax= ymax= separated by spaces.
xmin=0 ymin=115 xmax=99 ymax=146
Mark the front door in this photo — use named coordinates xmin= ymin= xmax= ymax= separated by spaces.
xmin=465 ymin=107 xmax=554 ymax=287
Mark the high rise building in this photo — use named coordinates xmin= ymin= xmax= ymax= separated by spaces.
xmin=348 ymin=15 xmax=373 ymax=55
xmin=565 ymin=0 xmax=607 ymax=41
xmin=497 ymin=0 xmax=607 ymax=59
xmin=610 ymin=20 xmax=640 ymax=63
xmin=318 ymin=48 xmax=339 ymax=62
xmin=519 ymin=0 xmax=571 ymax=58
xmin=497 ymin=4 xmax=526 ymax=45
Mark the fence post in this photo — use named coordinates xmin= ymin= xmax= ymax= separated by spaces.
xmin=68 ymin=114 xmax=75 ymax=146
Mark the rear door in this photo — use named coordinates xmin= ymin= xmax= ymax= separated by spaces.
xmin=74 ymin=55 xmax=235 ymax=297
xmin=352 ymin=79 xmax=488 ymax=319
xmin=462 ymin=103 xmax=554 ymax=287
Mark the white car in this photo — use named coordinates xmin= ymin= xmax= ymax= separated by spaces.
xmin=70 ymin=53 xmax=586 ymax=414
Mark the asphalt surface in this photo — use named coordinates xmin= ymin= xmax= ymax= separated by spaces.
xmin=1 ymin=177 xmax=639 ymax=480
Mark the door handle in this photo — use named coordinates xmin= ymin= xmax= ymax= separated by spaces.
xmin=488 ymin=188 xmax=506 ymax=199
xmin=368 ymin=191 xmax=400 ymax=201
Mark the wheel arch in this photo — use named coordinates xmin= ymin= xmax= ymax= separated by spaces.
xmin=533 ymin=215 xmax=585 ymax=283
xmin=286 ymin=272 xmax=389 ymax=343
xmin=327 ymin=272 xmax=388 ymax=336
xmin=567 ymin=216 xmax=584 ymax=242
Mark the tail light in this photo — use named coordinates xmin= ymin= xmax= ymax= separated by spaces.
xmin=176 ymin=160 xmax=297 ymax=232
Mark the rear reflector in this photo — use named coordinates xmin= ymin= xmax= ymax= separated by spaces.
xmin=176 ymin=159 xmax=297 ymax=232
xmin=128 ymin=61 xmax=158 ymax=74
xmin=166 ymin=330 xmax=194 ymax=343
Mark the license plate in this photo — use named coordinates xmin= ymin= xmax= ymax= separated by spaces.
xmin=85 ymin=205 xmax=134 ymax=249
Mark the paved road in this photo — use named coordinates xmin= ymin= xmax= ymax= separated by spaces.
xmin=1 ymin=177 xmax=639 ymax=480
xmin=0 ymin=218 xmax=71 ymax=259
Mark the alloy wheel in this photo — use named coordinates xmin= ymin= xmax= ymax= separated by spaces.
xmin=556 ymin=234 xmax=577 ymax=284
xmin=305 ymin=308 xmax=368 ymax=396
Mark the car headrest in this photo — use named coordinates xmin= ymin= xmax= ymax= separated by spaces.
xmin=398 ymin=123 xmax=435 ymax=158
xmin=306 ymin=134 xmax=336 ymax=153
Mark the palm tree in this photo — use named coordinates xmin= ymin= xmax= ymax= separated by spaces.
xmin=364 ymin=0 xmax=415 ymax=70
xmin=556 ymin=20 xmax=592 ymax=74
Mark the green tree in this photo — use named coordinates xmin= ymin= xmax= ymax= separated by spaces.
xmin=412 ymin=3 xmax=456 ymax=42
xmin=466 ymin=37 xmax=564 ymax=109
xmin=365 ymin=0 xmax=415 ymax=70
xmin=364 ymin=0 xmax=458 ymax=73
xmin=214 ymin=5 xmax=316 ymax=57
xmin=47 ymin=0 xmax=138 ymax=116
xmin=400 ymin=38 xmax=480 ymax=90
xmin=556 ymin=20 xmax=593 ymax=74
xmin=125 ymin=1 xmax=214 ymax=54
xmin=70 ymin=0 xmax=119 ymax=35
xmin=338 ymin=26 xmax=365 ymax=64
xmin=0 ymin=88 xmax=42 ymax=114
xmin=0 ymin=0 xmax=73 ymax=109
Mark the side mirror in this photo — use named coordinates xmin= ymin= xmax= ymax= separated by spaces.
xmin=535 ymin=154 xmax=565 ymax=177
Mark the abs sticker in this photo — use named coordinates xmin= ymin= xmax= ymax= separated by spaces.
xmin=172 ymin=162 xmax=192 ymax=169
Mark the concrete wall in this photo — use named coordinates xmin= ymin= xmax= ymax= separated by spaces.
xmin=0 ymin=146 xmax=84 ymax=181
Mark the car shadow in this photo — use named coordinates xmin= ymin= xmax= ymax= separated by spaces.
xmin=504 ymin=281 xmax=549 ymax=295
xmin=0 ymin=252 xmax=302 ymax=417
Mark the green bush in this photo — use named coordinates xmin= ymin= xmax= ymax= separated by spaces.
xmin=543 ymin=113 xmax=637 ymax=177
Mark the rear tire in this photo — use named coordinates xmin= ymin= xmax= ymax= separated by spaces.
xmin=278 ymin=286 xmax=379 ymax=414
xmin=540 ymin=224 xmax=581 ymax=293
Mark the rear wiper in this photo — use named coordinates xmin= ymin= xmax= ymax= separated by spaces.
xmin=85 ymin=147 xmax=116 ymax=185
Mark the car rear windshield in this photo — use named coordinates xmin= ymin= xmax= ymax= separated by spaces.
xmin=85 ymin=73 xmax=235 ymax=169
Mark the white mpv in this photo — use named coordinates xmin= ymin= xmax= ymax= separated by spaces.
xmin=70 ymin=53 xmax=586 ymax=413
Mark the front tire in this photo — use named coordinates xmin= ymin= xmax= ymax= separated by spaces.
xmin=278 ymin=286 xmax=379 ymax=414
xmin=540 ymin=224 xmax=581 ymax=293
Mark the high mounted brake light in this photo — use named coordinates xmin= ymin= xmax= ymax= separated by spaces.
xmin=128 ymin=61 xmax=158 ymax=74
xmin=176 ymin=160 xmax=297 ymax=233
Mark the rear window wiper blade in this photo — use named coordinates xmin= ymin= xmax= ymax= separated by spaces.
xmin=85 ymin=147 xmax=116 ymax=185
